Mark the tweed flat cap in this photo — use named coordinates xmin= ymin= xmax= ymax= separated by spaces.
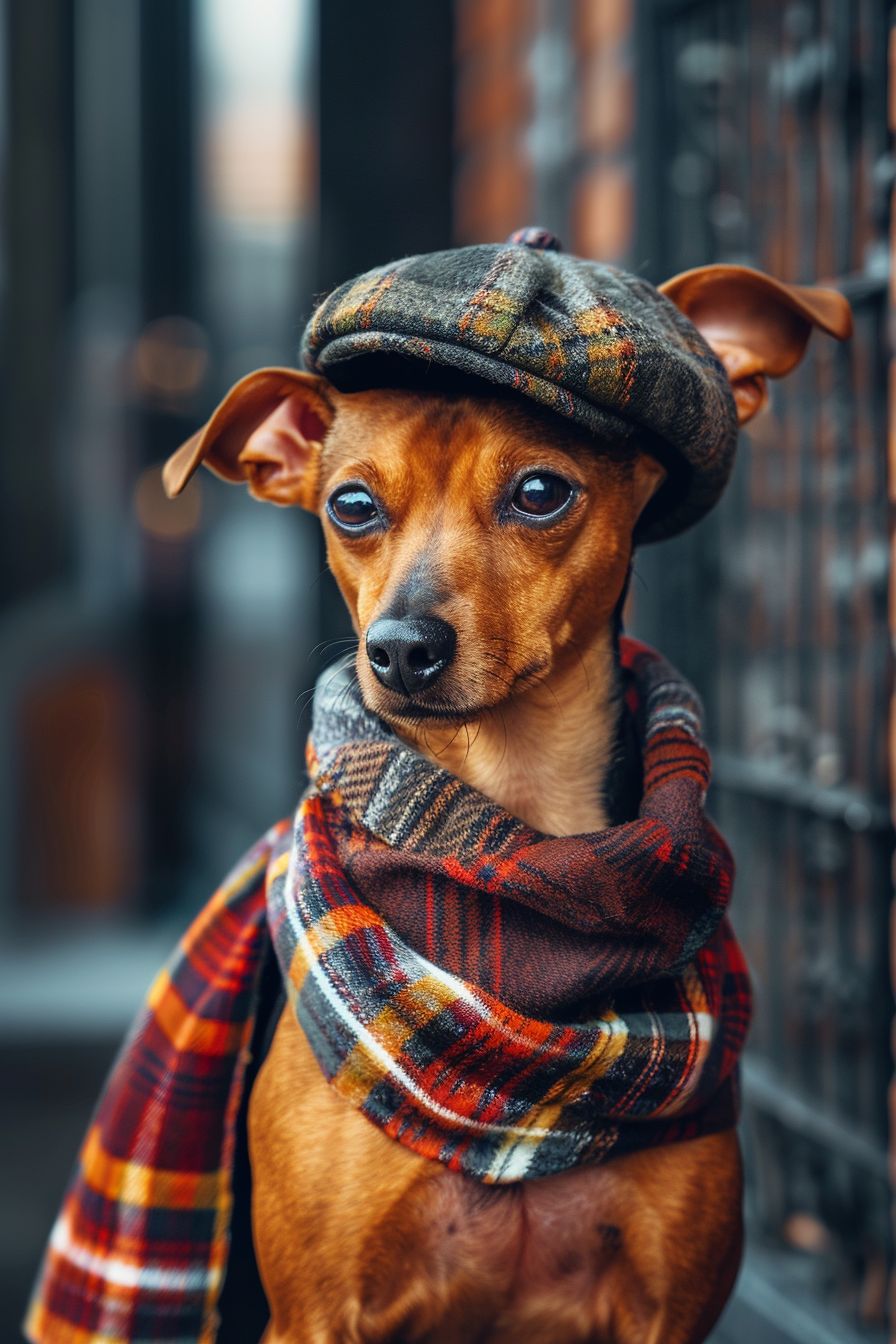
xmin=300 ymin=229 xmax=738 ymax=542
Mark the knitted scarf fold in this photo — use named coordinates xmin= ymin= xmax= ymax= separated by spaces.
xmin=27 ymin=637 xmax=751 ymax=1344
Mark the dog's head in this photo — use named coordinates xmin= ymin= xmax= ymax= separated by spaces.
xmin=164 ymin=264 xmax=850 ymax=728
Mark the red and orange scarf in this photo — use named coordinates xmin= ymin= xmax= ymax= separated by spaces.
xmin=27 ymin=637 xmax=750 ymax=1343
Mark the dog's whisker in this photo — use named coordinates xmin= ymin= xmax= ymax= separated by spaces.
xmin=494 ymin=704 xmax=509 ymax=771
xmin=430 ymin=720 xmax=468 ymax=757
xmin=307 ymin=637 xmax=359 ymax=663
xmin=295 ymin=651 xmax=358 ymax=728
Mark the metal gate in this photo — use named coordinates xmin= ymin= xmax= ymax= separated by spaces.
xmin=633 ymin=1 xmax=893 ymax=1337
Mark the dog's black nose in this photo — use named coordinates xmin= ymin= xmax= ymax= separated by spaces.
xmin=366 ymin=616 xmax=456 ymax=695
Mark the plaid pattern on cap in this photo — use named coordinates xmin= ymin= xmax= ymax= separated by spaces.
xmin=301 ymin=236 xmax=739 ymax=541
xmin=27 ymin=638 xmax=751 ymax=1342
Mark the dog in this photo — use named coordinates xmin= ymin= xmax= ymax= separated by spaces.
xmin=27 ymin=238 xmax=851 ymax=1344
xmin=157 ymin=249 xmax=851 ymax=1343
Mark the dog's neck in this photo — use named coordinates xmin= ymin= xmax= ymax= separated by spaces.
xmin=395 ymin=625 xmax=620 ymax=837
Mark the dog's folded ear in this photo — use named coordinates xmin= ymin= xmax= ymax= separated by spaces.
xmin=162 ymin=368 xmax=333 ymax=510
xmin=659 ymin=265 xmax=852 ymax=425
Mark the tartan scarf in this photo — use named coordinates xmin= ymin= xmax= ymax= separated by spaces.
xmin=27 ymin=637 xmax=751 ymax=1344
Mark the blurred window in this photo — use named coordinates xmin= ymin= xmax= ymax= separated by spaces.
xmin=0 ymin=0 xmax=317 ymax=966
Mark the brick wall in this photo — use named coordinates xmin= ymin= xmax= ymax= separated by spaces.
xmin=453 ymin=0 xmax=636 ymax=265
xmin=569 ymin=0 xmax=635 ymax=263
xmin=454 ymin=0 xmax=535 ymax=243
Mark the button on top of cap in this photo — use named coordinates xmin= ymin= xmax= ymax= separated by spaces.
xmin=507 ymin=226 xmax=563 ymax=252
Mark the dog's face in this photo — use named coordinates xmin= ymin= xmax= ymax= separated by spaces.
xmin=163 ymin=262 xmax=850 ymax=727
xmin=315 ymin=390 xmax=663 ymax=723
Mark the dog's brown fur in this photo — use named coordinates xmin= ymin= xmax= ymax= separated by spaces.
xmin=316 ymin=388 xmax=661 ymax=835
xmin=251 ymin=1010 xmax=742 ymax=1344
xmin=165 ymin=264 xmax=851 ymax=1342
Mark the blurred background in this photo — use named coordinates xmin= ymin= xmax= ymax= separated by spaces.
xmin=0 ymin=1 xmax=891 ymax=1340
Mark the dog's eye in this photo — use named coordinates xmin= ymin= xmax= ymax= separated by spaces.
xmin=328 ymin=486 xmax=379 ymax=529
xmin=511 ymin=473 xmax=574 ymax=518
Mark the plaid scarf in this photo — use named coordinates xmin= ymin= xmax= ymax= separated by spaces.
xmin=27 ymin=637 xmax=751 ymax=1344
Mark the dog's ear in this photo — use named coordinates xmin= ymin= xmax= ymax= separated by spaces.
xmin=631 ymin=454 xmax=668 ymax=519
xmin=162 ymin=367 xmax=333 ymax=510
xmin=659 ymin=265 xmax=852 ymax=424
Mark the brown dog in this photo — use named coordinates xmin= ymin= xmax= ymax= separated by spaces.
xmin=164 ymin=264 xmax=850 ymax=1343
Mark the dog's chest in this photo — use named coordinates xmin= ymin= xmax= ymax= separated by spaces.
xmin=249 ymin=1007 xmax=625 ymax=1342
xmin=396 ymin=1164 xmax=625 ymax=1305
